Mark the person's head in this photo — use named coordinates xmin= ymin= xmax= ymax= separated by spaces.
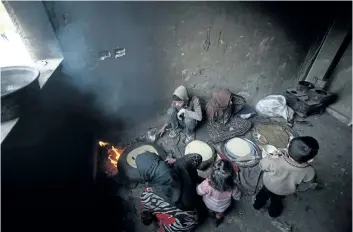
xmin=288 ymin=136 xmax=319 ymax=163
xmin=209 ymin=159 xmax=235 ymax=192
xmin=141 ymin=211 xmax=154 ymax=225
xmin=173 ymin=86 xmax=189 ymax=107
xmin=172 ymin=94 xmax=186 ymax=108
xmin=213 ymin=88 xmax=232 ymax=108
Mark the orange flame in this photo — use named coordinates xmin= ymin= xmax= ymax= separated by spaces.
xmin=99 ymin=141 xmax=125 ymax=168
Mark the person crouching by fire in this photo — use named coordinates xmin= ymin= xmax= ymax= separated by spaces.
xmin=137 ymin=152 xmax=203 ymax=232
xmin=158 ymin=85 xmax=202 ymax=144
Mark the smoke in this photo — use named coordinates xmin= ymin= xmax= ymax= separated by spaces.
xmin=47 ymin=2 xmax=170 ymax=128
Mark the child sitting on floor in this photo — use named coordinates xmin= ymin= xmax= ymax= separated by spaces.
xmin=253 ymin=136 xmax=319 ymax=218
xmin=197 ymin=159 xmax=241 ymax=227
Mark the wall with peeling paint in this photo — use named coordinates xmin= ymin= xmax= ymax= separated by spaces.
xmin=42 ymin=1 xmax=343 ymax=127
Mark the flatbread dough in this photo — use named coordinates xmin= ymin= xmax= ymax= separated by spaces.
xmin=225 ymin=138 xmax=251 ymax=157
xmin=185 ymin=140 xmax=213 ymax=161
xmin=126 ymin=145 xmax=158 ymax=168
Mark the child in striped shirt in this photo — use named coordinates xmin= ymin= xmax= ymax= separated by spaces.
xmin=197 ymin=159 xmax=241 ymax=227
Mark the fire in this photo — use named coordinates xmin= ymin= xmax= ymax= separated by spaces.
xmin=108 ymin=146 xmax=125 ymax=167
xmin=99 ymin=141 xmax=109 ymax=147
xmin=98 ymin=141 xmax=125 ymax=168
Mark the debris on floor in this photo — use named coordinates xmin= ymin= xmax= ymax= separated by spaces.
xmin=271 ymin=219 xmax=292 ymax=232
xmin=294 ymin=120 xmax=313 ymax=127
xmin=99 ymin=104 xmax=351 ymax=232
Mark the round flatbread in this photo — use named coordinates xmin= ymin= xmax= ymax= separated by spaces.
xmin=185 ymin=140 xmax=215 ymax=170
xmin=225 ymin=138 xmax=251 ymax=157
xmin=126 ymin=145 xmax=158 ymax=168
xmin=185 ymin=140 xmax=213 ymax=159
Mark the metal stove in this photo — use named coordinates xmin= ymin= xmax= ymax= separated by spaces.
xmin=285 ymin=81 xmax=335 ymax=118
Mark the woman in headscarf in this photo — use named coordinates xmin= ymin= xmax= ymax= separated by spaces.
xmin=206 ymin=88 xmax=234 ymax=125
xmin=136 ymin=152 xmax=203 ymax=232
xmin=205 ymin=88 xmax=251 ymax=143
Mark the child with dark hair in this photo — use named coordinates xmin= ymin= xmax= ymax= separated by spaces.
xmin=197 ymin=159 xmax=241 ymax=227
xmin=253 ymin=136 xmax=319 ymax=218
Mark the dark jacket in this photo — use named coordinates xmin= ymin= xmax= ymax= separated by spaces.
xmin=136 ymin=152 xmax=202 ymax=211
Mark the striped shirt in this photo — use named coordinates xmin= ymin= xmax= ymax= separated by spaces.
xmin=141 ymin=188 xmax=198 ymax=232
xmin=196 ymin=178 xmax=241 ymax=213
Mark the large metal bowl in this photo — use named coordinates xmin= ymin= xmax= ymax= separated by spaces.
xmin=1 ymin=66 xmax=40 ymax=122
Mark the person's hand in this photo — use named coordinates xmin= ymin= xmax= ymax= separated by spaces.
xmin=158 ymin=127 xmax=165 ymax=137
xmin=177 ymin=109 xmax=186 ymax=120
xmin=269 ymin=150 xmax=282 ymax=156
xmin=165 ymin=157 xmax=176 ymax=165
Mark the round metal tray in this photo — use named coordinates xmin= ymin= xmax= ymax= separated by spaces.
xmin=221 ymin=137 xmax=261 ymax=168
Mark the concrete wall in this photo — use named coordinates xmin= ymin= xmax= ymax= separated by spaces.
xmin=3 ymin=1 xmax=62 ymax=61
xmin=42 ymin=1 xmax=341 ymax=128
xmin=327 ymin=41 xmax=352 ymax=123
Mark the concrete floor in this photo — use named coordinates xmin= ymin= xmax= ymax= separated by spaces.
xmin=115 ymin=112 xmax=352 ymax=232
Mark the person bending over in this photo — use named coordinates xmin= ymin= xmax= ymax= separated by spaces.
xmin=137 ymin=152 xmax=203 ymax=232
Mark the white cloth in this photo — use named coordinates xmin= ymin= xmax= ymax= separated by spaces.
xmin=255 ymin=95 xmax=294 ymax=122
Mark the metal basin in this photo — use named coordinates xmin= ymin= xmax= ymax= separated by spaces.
xmin=1 ymin=66 xmax=40 ymax=122
xmin=1 ymin=66 xmax=40 ymax=97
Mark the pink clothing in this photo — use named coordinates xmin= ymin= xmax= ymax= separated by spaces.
xmin=196 ymin=178 xmax=241 ymax=213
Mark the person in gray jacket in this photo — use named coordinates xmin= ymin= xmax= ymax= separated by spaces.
xmin=253 ymin=136 xmax=319 ymax=218
xmin=158 ymin=85 xmax=202 ymax=143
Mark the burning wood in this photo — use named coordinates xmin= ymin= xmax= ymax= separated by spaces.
xmin=98 ymin=141 xmax=125 ymax=177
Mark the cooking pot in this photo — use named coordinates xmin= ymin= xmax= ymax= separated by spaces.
xmin=1 ymin=66 xmax=40 ymax=122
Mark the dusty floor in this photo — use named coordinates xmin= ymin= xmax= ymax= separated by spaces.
xmin=114 ymin=112 xmax=352 ymax=232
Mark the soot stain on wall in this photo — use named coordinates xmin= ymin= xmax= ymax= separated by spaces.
xmin=42 ymin=1 xmax=343 ymax=128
